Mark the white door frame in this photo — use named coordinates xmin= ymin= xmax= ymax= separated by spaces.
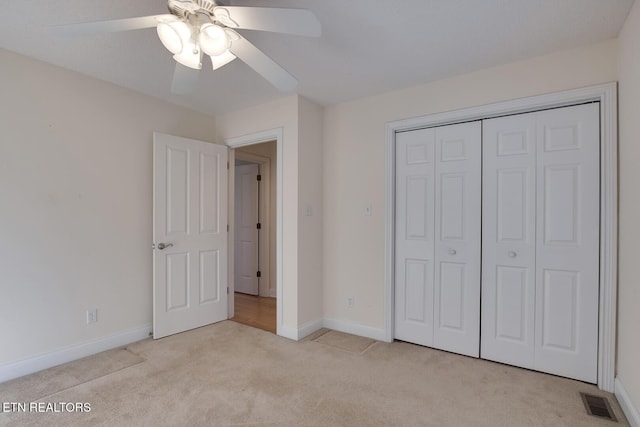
xmin=226 ymin=128 xmax=283 ymax=336
xmin=384 ymin=82 xmax=618 ymax=392
xmin=234 ymin=151 xmax=272 ymax=297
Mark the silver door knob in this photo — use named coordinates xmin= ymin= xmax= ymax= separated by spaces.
xmin=449 ymin=249 xmax=457 ymax=255
xmin=157 ymin=243 xmax=174 ymax=250
xmin=508 ymin=251 xmax=517 ymax=258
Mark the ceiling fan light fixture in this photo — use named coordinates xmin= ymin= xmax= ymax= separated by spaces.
xmin=157 ymin=20 xmax=191 ymax=54
xmin=173 ymin=40 xmax=203 ymax=69
xmin=157 ymin=22 xmax=182 ymax=54
xmin=56 ymin=0 xmax=321 ymax=92
xmin=210 ymin=50 xmax=236 ymax=70
xmin=199 ymin=24 xmax=231 ymax=57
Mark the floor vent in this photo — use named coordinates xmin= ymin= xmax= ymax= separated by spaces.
xmin=580 ymin=393 xmax=617 ymax=422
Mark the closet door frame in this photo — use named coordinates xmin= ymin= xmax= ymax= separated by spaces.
xmin=384 ymin=82 xmax=618 ymax=392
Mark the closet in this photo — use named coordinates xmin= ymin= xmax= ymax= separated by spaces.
xmin=394 ymin=121 xmax=481 ymax=358
xmin=394 ymin=103 xmax=600 ymax=383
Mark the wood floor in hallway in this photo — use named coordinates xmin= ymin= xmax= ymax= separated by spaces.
xmin=231 ymin=292 xmax=276 ymax=334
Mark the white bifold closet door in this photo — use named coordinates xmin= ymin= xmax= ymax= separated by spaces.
xmin=481 ymin=103 xmax=600 ymax=383
xmin=395 ymin=121 xmax=481 ymax=357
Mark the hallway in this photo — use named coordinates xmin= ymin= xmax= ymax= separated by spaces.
xmin=231 ymin=293 xmax=276 ymax=334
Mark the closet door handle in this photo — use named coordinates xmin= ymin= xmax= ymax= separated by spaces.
xmin=508 ymin=251 xmax=517 ymax=258
xmin=449 ymin=249 xmax=457 ymax=255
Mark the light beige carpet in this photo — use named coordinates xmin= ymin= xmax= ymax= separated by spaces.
xmin=1 ymin=348 xmax=144 ymax=404
xmin=0 ymin=321 xmax=628 ymax=426
xmin=312 ymin=330 xmax=376 ymax=354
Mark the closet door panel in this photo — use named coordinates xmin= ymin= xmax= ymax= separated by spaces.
xmin=481 ymin=113 xmax=536 ymax=368
xmin=395 ymin=128 xmax=436 ymax=347
xmin=534 ymin=103 xmax=600 ymax=383
xmin=433 ymin=121 xmax=482 ymax=358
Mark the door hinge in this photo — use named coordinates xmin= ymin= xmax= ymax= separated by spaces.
xmin=227 ymin=161 xmax=229 ymax=169
xmin=227 ymin=286 xmax=229 ymax=294
xmin=257 ymin=223 xmax=261 ymax=229
xmin=257 ymin=271 xmax=262 ymax=278
xmin=257 ymin=174 xmax=262 ymax=181
xmin=227 ymin=224 xmax=229 ymax=232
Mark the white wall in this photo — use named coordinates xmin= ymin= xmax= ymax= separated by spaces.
xmin=236 ymin=141 xmax=277 ymax=297
xmin=297 ymin=97 xmax=324 ymax=327
xmin=617 ymin=0 xmax=640 ymax=420
xmin=0 ymin=49 xmax=217 ymax=365
xmin=322 ymin=39 xmax=618 ymax=330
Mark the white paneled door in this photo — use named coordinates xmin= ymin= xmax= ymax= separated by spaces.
xmin=395 ymin=127 xmax=436 ymax=348
xmin=481 ymin=112 xmax=537 ymax=369
xmin=482 ymin=103 xmax=600 ymax=382
xmin=234 ymin=163 xmax=259 ymax=295
xmin=395 ymin=121 xmax=481 ymax=357
xmin=153 ymin=133 xmax=228 ymax=339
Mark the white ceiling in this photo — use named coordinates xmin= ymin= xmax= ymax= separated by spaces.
xmin=0 ymin=0 xmax=634 ymax=116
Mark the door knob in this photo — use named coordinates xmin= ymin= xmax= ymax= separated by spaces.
xmin=508 ymin=251 xmax=517 ymax=258
xmin=449 ymin=249 xmax=457 ymax=255
xmin=157 ymin=243 xmax=174 ymax=250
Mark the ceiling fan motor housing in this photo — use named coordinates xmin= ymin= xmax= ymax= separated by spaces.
xmin=168 ymin=0 xmax=220 ymax=18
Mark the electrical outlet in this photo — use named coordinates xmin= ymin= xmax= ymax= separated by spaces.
xmin=86 ymin=308 xmax=98 ymax=325
xmin=347 ymin=297 xmax=354 ymax=308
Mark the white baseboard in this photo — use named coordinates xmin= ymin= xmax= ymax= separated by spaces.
xmin=323 ymin=318 xmax=387 ymax=341
xmin=278 ymin=324 xmax=298 ymax=341
xmin=0 ymin=324 xmax=152 ymax=383
xmin=297 ymin=318 xmax=323 ymax=340
xmin=616 ymin=377 xmax=640 ymax=427
xmin=277 ymin=318 xmax=323 ymax=341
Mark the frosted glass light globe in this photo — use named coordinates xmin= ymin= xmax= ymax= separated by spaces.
xmin=157 ymin=20 xmax=191 ymax=55
xmin=199 ymin=24 xmax=230 ymax=57
xmin=174 ymin=39 xmax=203 ymax=70
xmin=210 ymin=50 xmax=236 ymax=70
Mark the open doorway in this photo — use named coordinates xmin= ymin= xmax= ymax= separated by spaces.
xmin=230 ymin=141 xmax=277 ymax=333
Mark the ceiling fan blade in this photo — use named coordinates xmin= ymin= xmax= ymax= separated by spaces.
xmin=171 ymin=62 xmax=199 ymax=95
xmin=214 ymin=7 xmax=321 ymax=37
xmin=227 ymin=31 xmax=298 ymax=92
xmin=49 ymin=14 xmax=173 ymax=37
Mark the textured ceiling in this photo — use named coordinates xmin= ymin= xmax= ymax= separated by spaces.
xmin=0 ymin=0 xmax=634 ymax=116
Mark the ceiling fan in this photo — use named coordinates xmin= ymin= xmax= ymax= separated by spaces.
xmin=51 ymin=0 xmax=321 ymax=93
